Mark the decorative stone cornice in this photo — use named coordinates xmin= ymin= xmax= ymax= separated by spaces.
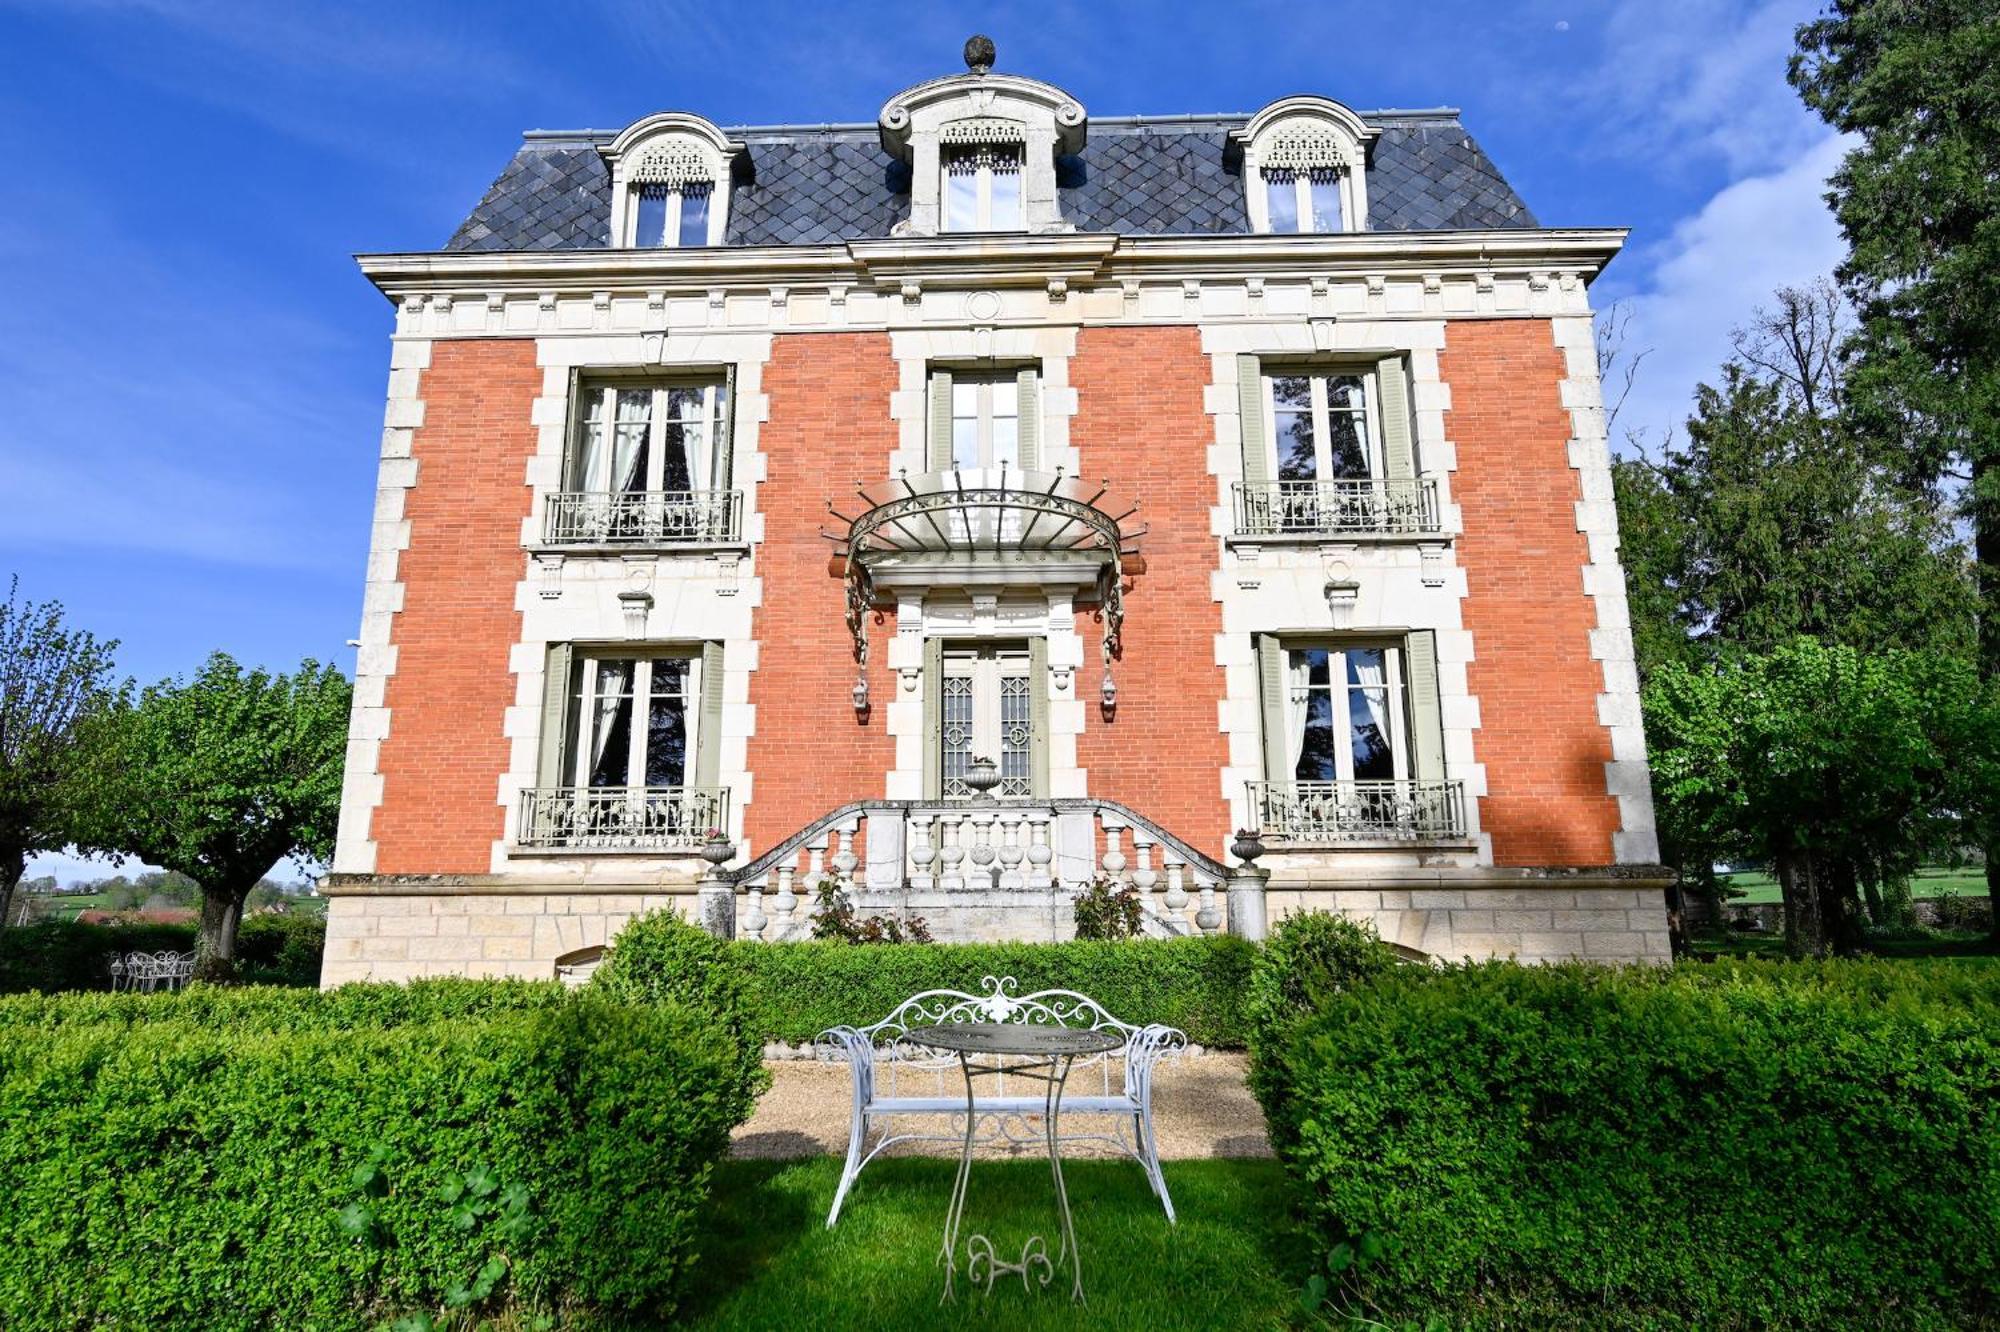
xmin=354 ymin=227 xmax=1628 ymax=300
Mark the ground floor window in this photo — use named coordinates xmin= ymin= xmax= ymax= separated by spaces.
xmin=566 ymin=652 xmax=697 ymax=789
xmin=1284 ymin=644 xmax=1408 ymax=783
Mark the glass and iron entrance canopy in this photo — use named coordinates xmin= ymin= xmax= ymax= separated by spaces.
xmin=827 ymin=468 xmax=1144 ymax=701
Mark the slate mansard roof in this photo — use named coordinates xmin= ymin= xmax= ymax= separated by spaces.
xmin=444 ymin=110 xmax=1537 ymax=253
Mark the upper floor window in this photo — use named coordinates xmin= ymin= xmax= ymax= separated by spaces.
xmin=1269 ymin=369 xmax=1378 ymax=483
xmin=1234 ymin=96 xmax=1378 ymax=236
xmin=926 ymin=365 xmax=1041 ymax=472
xmin=569 ymin=380 xmax=726 ymax=496
xmin=943 ymin=143 xmax=1024 ymax=231
xmin=600 ymin=112 xmax=742 ymax=249
xmin=567 ymin=652 xmax=696 ymax=791
xmin=545 ymin=375 xmax=741 ymax=546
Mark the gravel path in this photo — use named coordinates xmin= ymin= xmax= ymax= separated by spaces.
xmin=729 ymin=1052 xmax=1273 ymax=1161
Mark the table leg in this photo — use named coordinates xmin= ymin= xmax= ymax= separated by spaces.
xmin=937 ymin=1050 xmax=979 ymax=1302
xmin=1043 ymin=1052 xmax=1086 ymax=1303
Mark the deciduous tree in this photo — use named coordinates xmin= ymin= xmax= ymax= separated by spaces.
xmin=1791 ymin=1 xmax=2000 ymax=934
xmin=0 ymin=578 xmax=122 ymax=928
xmin=75 ymin=654 xmax=349 ymax=978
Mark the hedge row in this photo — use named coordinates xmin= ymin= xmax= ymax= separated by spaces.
xmin=1250 ymin=946 xmax=2000 ymax=1329
xmin=721 ymin=934 xmax=1258 ymax=1046
xmin=0 ymin=979 xmax=762 ymax=1328
xmin=0 ymin=975 xmax=569 ymax=1031
xmin=0 ymin=914 xmax=326 ymax=993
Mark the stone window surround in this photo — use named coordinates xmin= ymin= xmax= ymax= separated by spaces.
xmin=601 ymin=112 xmax=745 ymax=249
xmin=878 ymin=72 xmax=1086 ymax=237
xmin=1232 ymin=96 xmax=1380 ymax=236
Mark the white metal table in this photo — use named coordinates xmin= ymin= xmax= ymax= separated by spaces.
xmin=908 ymin=1021 xmax=1124 ymax=1304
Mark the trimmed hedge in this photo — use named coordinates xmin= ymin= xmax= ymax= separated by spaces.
xmin=0 ymin=914 xmax=326 ymax=993
xmin=0 ymin=986 xmax=761 ymax=1330
xmin=723 ymin=934 xmax=1257 ymax=1046
xmin=0 ymin=976 xmax=570 ymax=1032
xmin=1252 ymin=959 xmax=2000 ymax=1329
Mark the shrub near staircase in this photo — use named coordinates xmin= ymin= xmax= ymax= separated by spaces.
xmin=0 ymin=977 xmax=763 ymax=1330
xmin=1248 ymin=949 xmax=2000 ymax=1329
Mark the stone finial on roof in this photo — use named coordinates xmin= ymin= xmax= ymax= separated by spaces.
xmin=964 ymin=34 xmax=996 ymax=74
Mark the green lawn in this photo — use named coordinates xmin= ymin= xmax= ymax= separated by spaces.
xmin=1720 ymin=866 xmax=1989 ymax=904
xmin=681 ymin=1157 xmax=1308 ymax=1330
xmin=1690 ymin=927 xmax=2000 ymax=962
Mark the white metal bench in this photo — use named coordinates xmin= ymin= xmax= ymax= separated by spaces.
xmin=817 ymin=974 xmax=1186 ymax=1228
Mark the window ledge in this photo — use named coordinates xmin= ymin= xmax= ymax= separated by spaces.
xmin=1225 ymin=530 xmax=1451 ymax=547
xmin=507 ymin=844 xmax=712 ymax=860
xmin=525 ymin=540 xmax=752 ymax=558
xmin=1260 ymin=837 xmax=1481 ymax=853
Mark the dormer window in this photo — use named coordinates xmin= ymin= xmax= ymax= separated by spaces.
xmin=1264 ymin=167 xmax=1343 ymax=235
xmin=943 ymin=143 xmax=1024 ymax=232
xmin=877 ymin=44 xmax=1086 ymax=238
xmin=600 ymin=113 xmax=743 ymax=249
xmin=1235 ymin=96 xmax=1380 ymax=236
xmin=634 ymin=182 xmax=712 ymax=249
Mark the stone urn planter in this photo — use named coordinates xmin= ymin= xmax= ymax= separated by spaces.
xmin=1230 ymin=828 xmax=1266 ymax=866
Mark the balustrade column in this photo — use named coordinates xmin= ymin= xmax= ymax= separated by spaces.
xmin=1025 ymin=813 xmax=1054 ymax=890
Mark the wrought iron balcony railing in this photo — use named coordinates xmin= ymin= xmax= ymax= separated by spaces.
xmin=1233 ymin=478 xmax=1441 ymax=537
xmin=1247 ymin=779 xmax=1468 ymax=844
xmin=542 ymin=490 xmax=743 ymax=546
xmin=517 ymin=786 xmax=729 ymax=851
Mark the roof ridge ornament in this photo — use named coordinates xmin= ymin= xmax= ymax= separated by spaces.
xmin=964 ymin=34 xmax=996 ymax=74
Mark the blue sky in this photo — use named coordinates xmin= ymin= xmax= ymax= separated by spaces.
xmin=2 ymin=1 xmax=1846 ymax=879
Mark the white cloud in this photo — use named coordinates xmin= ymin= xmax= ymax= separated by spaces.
xmin=1602 ymin=131 xmax=1851 ymax=452
xmin=1585 ymin=0 xmax=1826 ymax=176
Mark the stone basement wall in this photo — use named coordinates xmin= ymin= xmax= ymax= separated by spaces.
xmin=321 ymin=888 xmax=696 ymax=984
xmin=1267 ymin=882 xmax=1673 ymax=963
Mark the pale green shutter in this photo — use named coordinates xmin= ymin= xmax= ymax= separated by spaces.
xmin=715 ymin=363 xmax=737 ymax=492
xmin=1236 ymin=355 xmax=1269 ymax=486
xmin=561 ymin=368 xmax=586 ymax=489
xmin=927 ymin=370 xmax=954 ymax=471
xmin=921 ymin=638 xmax=944 ymax=798
xmin=1405 ymin=630 xmax=1446 ymax=781
xmin=1256 ymin=634 xmax=1290 ymax=783
xmin=1028 ymin=637 xmax=1050 ymax=798
xmin=694 ymin=642 xmax=725 ymax=791
xmin=537 ymin=643 xmax=573 ymax=788
xmin=1016 ymin=367 xmax=1041 ymax=471
xmin=1377 ymin=355 xmax=1416 ymax=481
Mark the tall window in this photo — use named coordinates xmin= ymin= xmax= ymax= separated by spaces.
xmin=950 ymin=374 xmax=1021 ymax=470
xmin=569 ymin=381 xmax=724 ymax=494
xmin=943 ymin=144 xmax=1024 ymax=231
xmin=633 ymin=182 xmax=712 ymax=248
xmin=1284 ymin=645 xmax=1407 ymax=783
xmin=1267 ymin=370 xmax=1378 ymax=482
xmin=1263 ymin=167 xmax=1343 ymax=234
xmin=567 ymin=654 xmax=697 ymax=790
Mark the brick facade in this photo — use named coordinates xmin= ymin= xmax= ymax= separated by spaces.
xmin=1443 ymin=319 xmax=1621 ymax=865
xmin=1070 ymin=325 xmax=1231 ymax=851
xmin=741 ymin=332 xmax=901 ymax=852
xmin=372 ymin=340 xmax=541 ymax=873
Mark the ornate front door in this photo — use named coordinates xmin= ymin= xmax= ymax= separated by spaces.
xmin=940 ymin=645 xmax=1035 ymax=798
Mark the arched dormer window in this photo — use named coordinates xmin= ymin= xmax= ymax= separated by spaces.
xmin=601 ymin=113 xmax=744 ymax=249
xmin=879 ymin=57 xmax=1085 ymax=237
xmin=1234 ymin=97 xmax=1380 ymax=235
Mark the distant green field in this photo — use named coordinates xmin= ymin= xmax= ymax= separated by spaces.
xmin=1722 ymin=867 xmax=1988 ymax=905
xmin=22 ymin=893 xmax=326 ymax=922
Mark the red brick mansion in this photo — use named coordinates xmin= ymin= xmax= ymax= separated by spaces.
xmin=322 ymin=42 xmax=1670 ymax=983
